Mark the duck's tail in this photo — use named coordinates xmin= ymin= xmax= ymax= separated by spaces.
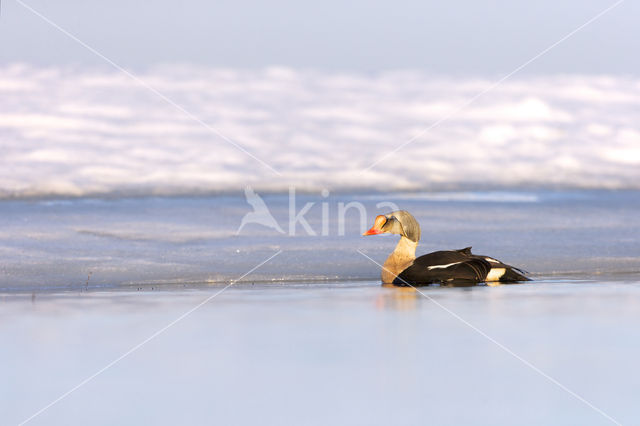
xmin=501 ymin=266 xmax=531 ymax=282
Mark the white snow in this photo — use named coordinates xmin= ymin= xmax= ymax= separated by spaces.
xmin=1 ymin=64 xmax=639 ymax=198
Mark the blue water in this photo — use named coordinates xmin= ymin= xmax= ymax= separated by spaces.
xmin=1 ymin=190 xmax=639 ymax=291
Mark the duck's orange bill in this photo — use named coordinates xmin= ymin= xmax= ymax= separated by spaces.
xmin=363 ymin=227 xmax=383 ymax=235
xmin=362 ymin=215 xmax=387 ymax=236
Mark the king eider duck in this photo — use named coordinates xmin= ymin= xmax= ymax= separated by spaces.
xmin=363 ymin=210 xmax=529 ymax=286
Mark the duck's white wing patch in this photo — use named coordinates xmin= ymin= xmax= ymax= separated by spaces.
xmin=485 ymin=257 xmax=500 ymax=264
xmin=486 ymin=267 xmax=506 ymax=281
xmin=427 ymin=262 xmax=462 ymax=270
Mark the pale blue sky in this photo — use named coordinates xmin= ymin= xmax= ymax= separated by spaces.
xmin=1 ymin=0 xmax=638 ymax=74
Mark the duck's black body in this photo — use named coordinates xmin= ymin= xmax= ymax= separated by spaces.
xmin=394 ymin=247 xmax=529 ymax=286
xmin=364 ymin=211 xmax=530 ymax=286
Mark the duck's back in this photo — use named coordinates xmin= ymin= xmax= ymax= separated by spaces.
xmin=394 ymin=249 xmax=491 ymax=286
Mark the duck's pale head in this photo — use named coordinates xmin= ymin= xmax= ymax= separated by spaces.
xmin=362 ymin=210 xmax=421 ymax=243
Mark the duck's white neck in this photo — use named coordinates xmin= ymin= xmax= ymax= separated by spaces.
xmin=381 ymin=236 xmax=418 ymax=284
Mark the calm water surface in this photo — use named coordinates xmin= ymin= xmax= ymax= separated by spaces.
xmin=2 ymin=279 xmax=640 ymax=426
